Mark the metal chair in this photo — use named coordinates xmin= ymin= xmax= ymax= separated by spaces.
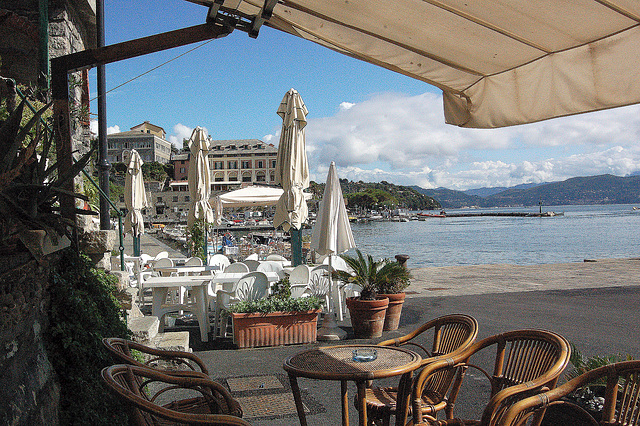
xmin=499 ymin=359 xmax=640 ymax=426
xmin=102 ymin=337 xmax=208 ymax=374
xmin=363 ymin=314 xmax=479 ymax=426
xmin=101 ymin=364 xmax=250 ymax=426
xmin=409 ymin=329 xmax=571 ymax=426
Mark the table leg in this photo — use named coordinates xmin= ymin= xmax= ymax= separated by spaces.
xmin=151 ymin=287 xmax=166 ymax=332
xmin=356 ymin=380 xmax=367 ymax=426
xmin=394 ymin=372 xmax=413 ymax=426
xmin=288 ymin=374 xmax=307 ymax=426
xmin=341 ymin=380 xmax=350 ymax=426
xmin=193 ymin=284 xmax=209 ymax=342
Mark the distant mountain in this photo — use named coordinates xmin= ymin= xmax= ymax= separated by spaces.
xmin=412 ymin=174 xmax=640 ymax=208
xmin=410 ymin=186 xmax=486 ymax=209
xmin=465 ymin=182 xmax=547 ymax=197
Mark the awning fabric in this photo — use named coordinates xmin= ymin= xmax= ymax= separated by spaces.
xmin=201 ymin=0 xmax=640 ymax=128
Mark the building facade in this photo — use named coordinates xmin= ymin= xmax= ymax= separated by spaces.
xmin=107 ymin=121 xmax=173 ymax=164
xmin=208 ymin=139 xmax=278 ymax=192
xmin=172 ymin=153 xmax=189 ymax=180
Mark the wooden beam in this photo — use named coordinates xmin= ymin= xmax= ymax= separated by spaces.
xmin=52 ymin=22 xmax=231 ymax=99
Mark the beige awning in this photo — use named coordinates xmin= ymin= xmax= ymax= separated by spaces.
xmin=192 ymin=0 xmax=640 ymax=128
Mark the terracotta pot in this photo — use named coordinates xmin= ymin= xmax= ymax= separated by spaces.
xmin=231 ymin=310 xmax=320 ymax=349
xmin=379 ymin=292 xmax=406 ymax=331
xmin=346 ymin=296 xmax=389 ymax=338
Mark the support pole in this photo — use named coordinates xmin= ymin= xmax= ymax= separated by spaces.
xmin=291 ymin=228 xmax=302 ymax=266
xmin=96 ymin=0 xmax=111 ymax=230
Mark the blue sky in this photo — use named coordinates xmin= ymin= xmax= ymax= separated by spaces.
xmin=91 ymin=0 xmax=640 ymax=191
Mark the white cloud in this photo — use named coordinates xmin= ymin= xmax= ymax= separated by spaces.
xmin=303 ymin=92 xmax=640 ymax=190
xmin=168 ymin=123 xmax=198 ymax=148
xmin=89 ymin=120 xmax=121 ymax=136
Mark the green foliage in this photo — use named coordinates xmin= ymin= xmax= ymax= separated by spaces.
xmin=187 ymin=218 xmax=207 ymax=262
xmin=334 ymin=249 xmax=411 ymax=299
xmin=270 ymin=277 xmax=291 ymax=299
xmin=567 ymin=344 xmax=634 ymax=383
xmin=45 ymin=248 xmax=130 ymax=425
xmin=229 ymin=296 xmax=323 ymax=314
xmin=141 ymin=161 xmax=170 ymax=182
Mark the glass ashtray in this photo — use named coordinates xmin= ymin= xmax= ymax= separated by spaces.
xmin=352 ymin=348 xmax=377 ymax=362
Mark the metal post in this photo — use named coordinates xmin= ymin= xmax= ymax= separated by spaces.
xmin=291 ymin=228 xmax=302 ymax=266
xmin=96 ymin=0 xmax=111 ymax=230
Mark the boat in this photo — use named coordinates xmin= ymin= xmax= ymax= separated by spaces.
xmin=417 ymin=212 xmax=446 ymax=218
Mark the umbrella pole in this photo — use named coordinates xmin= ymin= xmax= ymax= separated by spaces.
xmin=317 ymin=255 xmax=346 ymax=341
xmin=133 ymin=233 xmax=140 ymax=257
xmin=291 ymin=228 xmax=303 ymax=266
xmin=203 ymin=221 xmax=208 ymax=265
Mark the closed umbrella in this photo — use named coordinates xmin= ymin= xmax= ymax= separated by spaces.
xmin=273 ymin=88 xmax=310 ymax=265
xmin=311 ymin=161 xmax=356 ymax=340
xmin=187 ymin=127 xmax=213 ymax=261
xmin=124 ymin=149 xmax=148 ymax=256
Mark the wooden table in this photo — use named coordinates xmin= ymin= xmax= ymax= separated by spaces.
xmin=283 ymin=344 xmax=421 ymax=426
xmin=144 ymin=275 xmax=213 ymax=342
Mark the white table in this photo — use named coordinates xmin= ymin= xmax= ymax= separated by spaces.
xmin=154 ymin=265 xmax=219 ymax=275
xmin=144 ymin=276 xmax=212 ymax=342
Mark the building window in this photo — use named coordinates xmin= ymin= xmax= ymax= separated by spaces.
xmin=157 ymin=197 xmax=162 ymax=202
xmin=228 ymin=161 xmax=237 ymax=169
xmin=214 ymin=161 xmax=223 ymax=170
xmin=242 ymin=174 xmax=252 ymax=182
xmin=173 ymin=196 xmax=178 ymax=202
xmin=256 ymin=174 xmax=266 ymax=182
xmin=257 ymin=160 xmax=264 ymax=168
xmin=242 ymin=160 xmax=251 ymax=169
xmin=184 ymin=196 xmax=190 ymax=202
xmin=271 ymin=159 xmax=277 ymax=168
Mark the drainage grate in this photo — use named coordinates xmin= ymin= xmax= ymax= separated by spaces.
xmin=217 ymin=373 xmax=325 ymax=422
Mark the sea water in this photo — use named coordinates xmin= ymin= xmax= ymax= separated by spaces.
xmin=347 ymin=204 xmax=640 ymax=268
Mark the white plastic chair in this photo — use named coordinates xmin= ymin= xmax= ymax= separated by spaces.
xmin=214 ymin=271 xmax=270 ymax=337
xmin=243 ymin=259 xmax=261 ymax=271
xmin=288 ymin=264 xmax=311 ymax=298
xmin=185 ymin=257 xmax=203 ymax=266
xmin=307 ymin=265 xmax=331 ymax=309
xmin=223 ymin=262 xmax=250 ymax=273
xmin=257 ymin=261 xmax=286 ymax=279
xmin=342 ymin=283 xmax=363 ymax=319
xmin=323 ymin=255 xmax=354 ymax=321
xmin=245 ymin=253 xmax=259 ymax=261
xmin=208 ymin=254 xmax=230 ymax=272
xmin=266 ymin=254 xmax=288 ymax=262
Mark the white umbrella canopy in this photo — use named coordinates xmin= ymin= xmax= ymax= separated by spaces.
xmin=311 ymin=161 xmax=356 ymax=257
xmin=123 ymin=149 xmax=148 ymax=237
xmin=187 ymin=126 xmax=214 ymax=229
xmin=193 ymin=1 xmax=640 ymax=128
xmin=273 ymin=88 xmax=310 ymax=232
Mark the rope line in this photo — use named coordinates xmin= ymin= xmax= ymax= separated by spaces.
xmin=89 ymin=38 xmax=215 ymax=103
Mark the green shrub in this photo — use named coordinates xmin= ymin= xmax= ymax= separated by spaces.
xmin=229 ymin=296 xmax=323 ymax=314
xmin=45 ymin=249 xmax=130 ymax=425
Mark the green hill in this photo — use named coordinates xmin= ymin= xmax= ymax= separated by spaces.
xmin=412 ymin=174 xmax=640 ymax=208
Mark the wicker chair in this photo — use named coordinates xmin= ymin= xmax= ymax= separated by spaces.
xmin=363 ymin=314 xmax=479 ymax=426
xmin=102 ymin=364 xmax=250 ymax=425
xmin=103 ymin=337 xmax=209 ymax=375
xmin=410 ymin=329 xmax=571 ymax=426
xmin=498 ymin=360 xmax=640 ymax=426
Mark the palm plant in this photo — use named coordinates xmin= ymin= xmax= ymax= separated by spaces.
xmin=334 ymin=249 xmax=411 ymax=300
xmin=0 ymin=99 xmax=95 ymax=250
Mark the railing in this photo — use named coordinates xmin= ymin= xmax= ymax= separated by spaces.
xmin=14 ymin=85 xmax=126 ymax=271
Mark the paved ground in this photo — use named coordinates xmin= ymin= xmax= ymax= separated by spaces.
xmin=132 ymin=234 xmax=640 ymax=425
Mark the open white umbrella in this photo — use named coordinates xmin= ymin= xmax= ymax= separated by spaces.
xmin=187 ymin=127 xmax=214 ymax=260
xmin=273 ymin=88 xmax=310 ymax=265
xmin=311 ymin=161 xmax=356 ymax=340
xmin=124 ymin=149 xmax=148 ymax=256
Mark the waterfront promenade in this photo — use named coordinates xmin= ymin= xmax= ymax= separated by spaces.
xmin=126 ymin=234 xmax=640 ymax=425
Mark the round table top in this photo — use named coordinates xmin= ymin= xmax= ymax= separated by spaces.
xmin=283 ymin=344 xmax=421 ymax=381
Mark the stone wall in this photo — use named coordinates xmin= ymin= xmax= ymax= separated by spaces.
xmin=0 ymin=254 xmax=60 ymax=425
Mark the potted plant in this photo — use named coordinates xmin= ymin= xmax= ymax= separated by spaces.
xmin=335 ymin=249 xmax=407 ymax=338
xmin=375 ymin=259 xmax=411 ymax=331
xmin=228 ymin=277 xmax=324 ymax=348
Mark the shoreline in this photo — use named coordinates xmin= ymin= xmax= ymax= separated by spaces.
xmin=406 ymin=257 xmax=640 ymax=298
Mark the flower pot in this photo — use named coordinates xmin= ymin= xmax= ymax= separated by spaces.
xmin=379 ymin=292 xmax=406 ymax=331
xmin=346 ymin=296 xmax=389 ymax=339
xmin=231 ymin=310 xmax=320 ymax=348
